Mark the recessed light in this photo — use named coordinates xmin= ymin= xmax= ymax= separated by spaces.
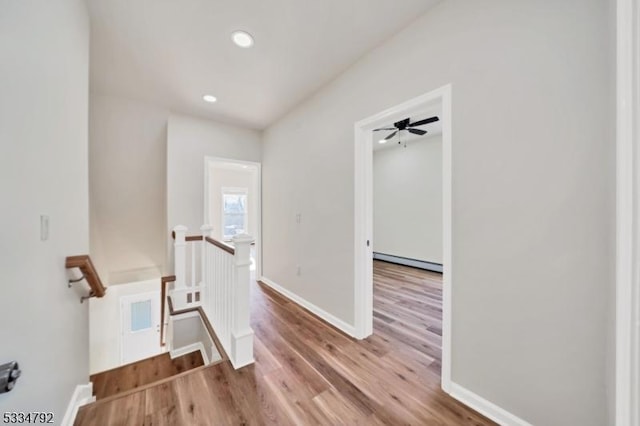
xmin=203 ymin=95 xmax=217 ymax=103
xmin=379 ymin=139 xmax=388 ymax=144
xmin=231 ymin=30 xmax=254 ymax=48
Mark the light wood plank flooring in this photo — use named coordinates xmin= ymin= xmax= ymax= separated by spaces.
xmin=76 ymin=261 xmax=495 ymax=425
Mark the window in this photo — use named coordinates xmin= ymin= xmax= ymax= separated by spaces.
xmin=222 ymin=188 xmax=248 ymax=240
xmin=130 ymin=300 xmax=152 ymax=332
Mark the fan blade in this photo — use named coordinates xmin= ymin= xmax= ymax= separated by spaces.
xmin=409 ymin=116 xmax=439 ymax=127
xmin=384 ymin=131 xmax=398 ymax=140
xmin=372 ymin=127 xmax=396 ymax=131
xmin=408 ymin=128 xmax=427 ymax=135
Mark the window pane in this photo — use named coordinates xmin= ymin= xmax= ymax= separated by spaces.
xmin=131 ymin=300 xmax=152 ymax=332
xmin=223 ymin=193 xmax=247 ymax=238
xmin=223 ymin=194 xmax=246 ymax=213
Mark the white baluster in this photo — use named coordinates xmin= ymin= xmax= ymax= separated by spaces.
xmin=201 ymin=225 xmax=213 ymax=310
xmin=190 ymin=240 xmax=196 ymax=287
xmin=200 ymin=225 xmax=213 ymax=286
xmin=173 ymin=225 xmax=187 ymax=289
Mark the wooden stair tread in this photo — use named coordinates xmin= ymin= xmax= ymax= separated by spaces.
xmin=90 ymin=351 xmax=205 ymax=400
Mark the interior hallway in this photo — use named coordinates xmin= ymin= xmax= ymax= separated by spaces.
xmin=75 ymin=261 xmax=494 ymax=425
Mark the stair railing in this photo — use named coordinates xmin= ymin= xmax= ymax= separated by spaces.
xmin=169 ymin=225 xmax=254 ymax=369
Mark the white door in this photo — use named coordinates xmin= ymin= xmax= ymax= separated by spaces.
xmin=121 ymin=291 xmax=161 ymax=364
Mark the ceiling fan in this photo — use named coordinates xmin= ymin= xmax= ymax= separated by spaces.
xmin=373 ymin=116 xmax=440 ymax=144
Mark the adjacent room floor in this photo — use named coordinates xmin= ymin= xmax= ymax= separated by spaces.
xmin=75 ymin=261 xmax=494 ymax=425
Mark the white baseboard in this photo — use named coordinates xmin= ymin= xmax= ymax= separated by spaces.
xmin=260 ymin=276 xmax=356 ymax=337
xmin=170 ymin=342 xmax=208 ymax=364
xmin=449 ymin=382 xmax=532 ymax=426
xmin=61 ymin=383 xmax=95 ymax=426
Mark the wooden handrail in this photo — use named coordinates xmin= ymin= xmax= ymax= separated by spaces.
xmin=205 ymin=236 xmax=235 ymax=255
xmin=166 ymin=295 xmax=228 ymax=362
xmin=169 ymin=230 xmax=234 ymax=255
xmin=65 ymin=255 xmax=107 ymax=299
xmin=160 ymin=275 xmax=176 ymax=346
xmin=171 ymin=231 xmax=203 ymax=242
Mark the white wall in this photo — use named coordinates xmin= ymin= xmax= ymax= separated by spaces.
xmin=0 ymin=0 xmax=90 ymax=417
xmin=208 ymin=166 xmax=257 ymax=242
xmin=261 ymin=1 xmax=614 ymax=424
xmin=373 ymin=135 xmax=442 ymax=264
xmin=89 ymin=95 xmax=169 ymax=284
xmin=89 ymin=97 xmax=261 ymax=282
xmin=167 ymin=114 xmax=261 ymax=258
xmin=88 ymin=279 xmax=159 ymax=374
xmin=171 ymin=314 xmax=221 ymax=364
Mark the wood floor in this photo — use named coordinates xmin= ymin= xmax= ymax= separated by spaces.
xmin=91 ymin=351 xmax=205 ymax=400
xmin=76 ymin=261 xmax=495 ymax=425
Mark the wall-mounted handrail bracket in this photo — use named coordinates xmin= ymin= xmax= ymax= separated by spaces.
xmin=80 ymin=291 xmax=96 ymax=304
xmin=67 ymin=274 xmax=86 ymax=287
xmin=67 ymin=272 xmax=99 ymax=302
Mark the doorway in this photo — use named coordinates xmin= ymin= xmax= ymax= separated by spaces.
xmin=354 ymin=84 xmax=452 ymax=392
xmin=204 ymin=157 xmax=262 ymax=277
xmin=372 ymin=111 xmax=443 ymax=272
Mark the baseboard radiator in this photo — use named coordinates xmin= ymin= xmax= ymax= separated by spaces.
xmin=373 ymin=252 xmax=442 ymax=273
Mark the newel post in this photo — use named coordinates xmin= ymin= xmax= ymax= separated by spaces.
xmin=173 ymin=225 xmax=188 ymax=289
xmin=231 ymin=233 xmax=254 ymax=368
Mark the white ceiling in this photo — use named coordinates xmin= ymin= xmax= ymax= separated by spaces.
xmin=87 ymin=0 xmax=441 ymax=129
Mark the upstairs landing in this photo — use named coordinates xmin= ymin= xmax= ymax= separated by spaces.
xmin=76 ymin=262 xmax=495 ymax=425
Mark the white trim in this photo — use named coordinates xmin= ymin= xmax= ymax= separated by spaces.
xmin=260 ymin=277 xmax=357 ymax=336
xmin=204 ymin=156 xmax=262 ymax=279
xmin=616 ymin=0 xmax=640 ymax=425
xmin=441 ymin=85 xmax=453 ymax=393
xmin=60 ymin=383 xmax=95 ymax=426
xmin=353 ymin=84 xmax=453 ymax=391
xmin=170 ymin=342 xmax=209 ymax=364
xmin=449 ymin=382 xmax=532 ymax=426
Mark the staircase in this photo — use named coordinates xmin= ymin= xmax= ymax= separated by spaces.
xmin=73 ymin=225 xmax=256 ymax=425
xmin=75 ymin=351 xmax=214 ymax=426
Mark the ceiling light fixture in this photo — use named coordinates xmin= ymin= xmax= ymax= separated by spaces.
xmin=378 ymin=139 xmax=388 ymax=144
xmin=203 ymin=95 xmax=217 ymax=103
xmin=231 ymin=30 xmax=254 ymax=48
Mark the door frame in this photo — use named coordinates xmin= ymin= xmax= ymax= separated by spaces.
xmin=203 ymin=156 xmax=262 ymax=278
xmin=616 ymin=0 xmax=640 ymax=424
xmin=353 ymin=84 xmax=453 ymax=392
